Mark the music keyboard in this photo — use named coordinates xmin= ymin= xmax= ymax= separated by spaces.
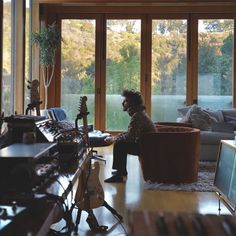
xmin=129 ymin=210 xmax=236 ymax=236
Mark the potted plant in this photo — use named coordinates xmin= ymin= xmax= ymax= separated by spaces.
xmin=32 ymin=22 xmax=61 ymax=109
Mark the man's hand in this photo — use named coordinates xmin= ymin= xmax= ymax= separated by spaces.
xmin=104 ymin=136 xmax=115 ymax=144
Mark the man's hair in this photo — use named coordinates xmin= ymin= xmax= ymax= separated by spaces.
xmin=122 ymin=89 xmax=145 ymax=108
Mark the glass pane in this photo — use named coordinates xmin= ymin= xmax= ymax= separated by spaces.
xmin=151 ymin=19 xmax=187 ymax=122
xmin=198 ymin=19 xmax=233 ymax=110
xmin=2 ymin=0 xmax=12 ymax=115
xmin=106 ymin=19 xmax=141 ymax=130
xmin=24 ymin=0 xmax=30 ymax=111
xmin=61 ymin=19 xmax=96 ymax=125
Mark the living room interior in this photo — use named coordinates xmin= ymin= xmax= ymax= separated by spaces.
xmin=1 ymin=0 xmax=236 ymax=235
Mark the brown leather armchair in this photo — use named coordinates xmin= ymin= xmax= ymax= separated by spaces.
xmin=139 ymin=125 xmax=200 ymax=183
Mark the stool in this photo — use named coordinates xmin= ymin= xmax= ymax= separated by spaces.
xmin=88 ymin=131 xmax=111 ymax=163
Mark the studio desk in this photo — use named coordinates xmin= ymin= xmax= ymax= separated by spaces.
xmin=0 ymin=142 xmax=91 ymax=235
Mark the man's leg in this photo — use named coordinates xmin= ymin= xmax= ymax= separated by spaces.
xmin=104 ymin=141 xmax=140 ymax=183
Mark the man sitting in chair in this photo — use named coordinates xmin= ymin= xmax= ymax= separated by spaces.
xmin=104 ymin=89 xmax=156 ymax=183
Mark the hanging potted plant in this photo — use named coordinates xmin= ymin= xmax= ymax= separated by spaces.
xmin=32 ymin=22 xmax=61 ymax=109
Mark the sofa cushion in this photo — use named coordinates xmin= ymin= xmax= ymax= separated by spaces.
xmin=178 ymin=105 xmax=224 ymax=122
xmin=177 ymin=106 xmax=192 ymax=117
xmin=222 ymin=109 xmax=236 ymax=129
xmin=221 ymin=108 xmax=236 ymax=118
xmin=182 ymin=105 xmax=217 ymax=130
xmin=201 ymin=131 xmax=235 ymax=145
xmin=211 ymin=122 xmax=234 ymax=133
xmin=204 ymin=109 xmax=224 ymax=122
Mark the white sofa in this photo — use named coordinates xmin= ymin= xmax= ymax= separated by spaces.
xmin=178 ymin=105 xmax=236 ymax=161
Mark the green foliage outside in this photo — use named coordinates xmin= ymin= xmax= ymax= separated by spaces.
xmin=61 ymin=19 xmax=233 ymax=97
xmin=2 ymin=2 xmax=12 ymax=115
xmin=60 ymin=19 xmax=233 ymax=126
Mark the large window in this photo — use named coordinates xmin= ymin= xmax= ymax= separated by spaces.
xmin=151 ymin=19 xmax=187 ymax=122
xmin=61 ymin=19 xmax=96 ymax=125
xmin=57 ymin=14 xmax=236 ymax=131
xmin=24 ymin=0 xmax=31 ymax=111
xmin=198 ymin=19 xmax=234 ymax=110
xmin=2 ymin=0 xmax=13 ymax=115
xmin=106 ymin=19 xmax=141 ymax=130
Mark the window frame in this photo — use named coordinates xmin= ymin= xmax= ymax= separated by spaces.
xmin=0 ymin=1 xmax=2 ymax=114
xmin=191 ymin=13 xmax=236 ymax=108
xmin=1 ymin=0 xmax=30 ymax=115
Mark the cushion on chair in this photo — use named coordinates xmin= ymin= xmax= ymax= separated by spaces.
xmin=156 ymin=125 xmax=195 ymax=133
xmin=155 ymin=122 xmax=192 ymax=128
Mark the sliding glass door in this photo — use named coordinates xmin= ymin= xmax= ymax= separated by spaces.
xmin=24 ymin=0 xmax=31 ymax=112
xmin=106 ymin=19 xmax=141 ymax=130
xmin=151 ymin=19 xmax=188 ymax=121
xmin=58 ymin=13 xmax=236 ymax=131
xmin=198 ymin=19 xmax=234 ymax=110
xmin=2 ymin=0 xmax=13 ymax=115
xmin=61 ymin=19 xmax=96 ymax=125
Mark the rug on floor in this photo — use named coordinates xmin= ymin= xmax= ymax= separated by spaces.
xmin=144 ymin=161 xmax=217 ymax=192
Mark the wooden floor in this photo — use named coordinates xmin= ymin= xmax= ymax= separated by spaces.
xmin=51 ymin=145 xmax=231 ymax=235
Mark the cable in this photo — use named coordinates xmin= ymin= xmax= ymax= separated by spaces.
xmin=52 ymin=178 xmax=70 ymax=210
xmin=68 ymin=180 xmax=73 ymax=207
xmin=116 ymin=220 xmax=128 ymax=235
xmin=108 ymin=209 xmax=128 ymax=235
xmin=46 ymin=179 xmax=75 ymax=234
